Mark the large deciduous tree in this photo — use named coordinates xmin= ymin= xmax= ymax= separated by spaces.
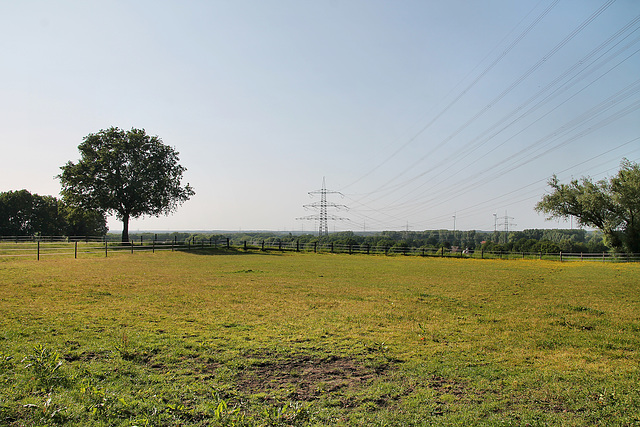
xmin=58 ymin=127 xmax=195 ymax=242
xmin=59 ymin=200 xmax=109 ymax=237
xmin=535 ymin=159 xmax=640 ymax=253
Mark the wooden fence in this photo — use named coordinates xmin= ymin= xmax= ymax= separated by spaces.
xmin=0 ymin=236 xmax=638 ymax=262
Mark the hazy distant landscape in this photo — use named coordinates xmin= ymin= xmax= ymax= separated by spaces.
xmin=109 ymin=228 xmax=611 ymax=256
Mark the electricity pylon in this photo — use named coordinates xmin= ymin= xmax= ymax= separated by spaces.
xmin=498 ymin=211 xmax=516 ymax=244
xmin=297 ymin=177 xmax=348 ymax=236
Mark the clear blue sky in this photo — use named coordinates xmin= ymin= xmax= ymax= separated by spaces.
xmin=1 ymin=0 xmax=639 ymax=233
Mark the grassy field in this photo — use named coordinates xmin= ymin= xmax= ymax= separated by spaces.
xmin=1 ymin=249 xmax=639 ymax=426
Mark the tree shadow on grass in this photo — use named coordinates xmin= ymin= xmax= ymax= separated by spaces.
xmin=176 ymin=247 xmax=289 ymax=257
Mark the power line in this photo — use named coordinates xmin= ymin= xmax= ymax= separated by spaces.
xmin=350 ymin=59 xmax=640 ymax=224
xmin=350 ymin=0 xmax=618 ymax=202
xmin=342 ymin=137 xmax=639 ymax=231
xmin=340 ymin=0 xmax=562 ymax=193
xmin=326 ymin=1 xmax=638 ymax=231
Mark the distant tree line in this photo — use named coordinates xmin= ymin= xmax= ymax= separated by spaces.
xmin=0 ymin=192 xmax=610 ymax=253
xmin=179 ymin=228 xmax=608 ymax=254
xmin=0 ymin=190 xmax=107 ymax=237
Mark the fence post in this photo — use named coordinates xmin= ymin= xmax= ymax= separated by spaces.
xmin=314 ymin=242 xmax=317 ymax=253
xmin=603 ymin=252 xmax=605 ymax=262
xmin=262 ymin=240 xmax=265 ymax=251
xmin=367 ymin=244 xmax=370 ymax=255
xmin=37 ymin=241 xmax=40 ymax=261
xmin=330 ymin=243 xmax=334 ymax=253
xmin=105 ymin=240 xmax=108 ymax=257
xmin=560 ymin=251 xmax=563 ymax=262
xmin=279 ymin=241 xmax=282 ymax=251
xmin=296 ymin=241 xmax=299 ymax=252
xmin=131 ymin=241 xmax=134 ymax=254
xmin=188 ymin=240 xmax=191 ymax=251
xmin=152 ymin=240 xmax=155 ymax=253
xmin=75 ymin=241 xmax=78 ymax=259
xmin=244 ymin=241 xmax=247 ymax=251
xmin=226 ymin=238 xmax=230 ymax=249
xmin=441 ymin=247 xmax=444 ymax=258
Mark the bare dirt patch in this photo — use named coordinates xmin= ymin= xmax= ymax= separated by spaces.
xmin=235 ymin=353 xmax=386 ymax=401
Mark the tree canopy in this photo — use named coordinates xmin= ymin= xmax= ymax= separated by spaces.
xmin=535 ymin=159 xmax=640 ymax=253
xmin=58 ymin=127 xmax=195 ymax=242
xmin=0 ymin=190 xmax=107 ymax=237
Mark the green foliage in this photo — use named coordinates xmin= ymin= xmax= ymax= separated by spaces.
xmin=60 ymin=200 xmax=108 ymax=237
xmin=262 ymin=401 xmax=309 ymax=426
xmin=0 ymin=190 xmax=63 ymax=236
xmin=18 ymin=394 xmax=69 ymax=425
xmin=23 ymin=344 xmax=67 ymax=390
xmin=58 ymin=127 xmax=195 ymax=242
xmin=198 ymin=228 xmax=606 ymax=254
xmin=0 ymin=190 xmax=106 ymax=237
xmin=211 ymin=400 xmax=249 ymax=426
xmin=536 ymin=158 xmax=640 ymax=252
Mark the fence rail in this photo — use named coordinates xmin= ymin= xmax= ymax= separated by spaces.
xmin=1 ymin=236 xmax=638 ymax=262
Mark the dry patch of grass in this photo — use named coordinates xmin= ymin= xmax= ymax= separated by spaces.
xmin=235 ymin=352 xmax=381 ymax=402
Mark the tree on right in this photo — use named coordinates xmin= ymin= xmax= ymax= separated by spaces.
xmin=535 ymin=159 xmax=640 ymax=253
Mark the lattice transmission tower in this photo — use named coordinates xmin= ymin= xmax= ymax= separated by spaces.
xmin=498 ymin=211 xmax=517 ymax=244
xmin=297 ymin=177 xmax=348 ymax=236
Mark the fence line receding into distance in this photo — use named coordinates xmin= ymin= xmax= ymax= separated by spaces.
xmin=0 ymin=236 xmax=638 ymax=263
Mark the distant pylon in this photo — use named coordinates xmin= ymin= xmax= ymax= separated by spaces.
xmin=297 ymin=177 xmax=348 ymax=236
xmin=498 ymin=211 xmax=516 ymax=244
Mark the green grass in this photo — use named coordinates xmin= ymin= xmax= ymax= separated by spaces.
xmin=1 ymin=249 xmax=639 ymax=425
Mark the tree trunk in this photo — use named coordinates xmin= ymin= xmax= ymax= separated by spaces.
xmin=121 ymin=214 xmax=130 ymax=243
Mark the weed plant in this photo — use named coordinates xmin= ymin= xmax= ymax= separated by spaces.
xmin=0 ymin=250 xmax=639 ymax=425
